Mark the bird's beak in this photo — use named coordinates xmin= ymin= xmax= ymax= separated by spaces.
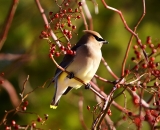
xmin=103 ymin=40 xmax=109 ymax=44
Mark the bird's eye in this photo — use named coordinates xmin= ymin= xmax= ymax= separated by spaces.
xmin=93 ymin=35 xmax=105 ymax=42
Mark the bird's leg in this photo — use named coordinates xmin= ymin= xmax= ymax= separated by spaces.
xmin=85 ymin=83 xmax=91 ymax=89
xmin=67 ymin=72 xmax=75 ymax=79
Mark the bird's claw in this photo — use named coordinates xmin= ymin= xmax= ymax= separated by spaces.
xmin=85 ymin=83 xmax=91 ymax=89
xmin=67 ymin=72 xmax=74 ymax=79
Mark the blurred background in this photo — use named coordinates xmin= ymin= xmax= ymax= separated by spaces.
xmin=0 ymin=0 xmax=160 ymax=129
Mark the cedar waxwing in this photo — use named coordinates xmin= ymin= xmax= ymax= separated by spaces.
xmin=50 ymin=30 xmax=108 ymax=109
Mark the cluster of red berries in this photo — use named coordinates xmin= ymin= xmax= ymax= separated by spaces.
xmin=39 ymin=0 xmax=82 ymax=58
xmin=132 ymin=36 xmax=160 ymax=70
xmin=5 ymin=113 xmax=49 ymax=129
xmin=49 ymin=42 xmax=76 ymax=58
xmin=145 ymin=109 xmax=160 ymax=124
xmin=21 ymin=100 xmax=29 ymax=111
xmin=129 ymin=36 xmax=160 ymax=90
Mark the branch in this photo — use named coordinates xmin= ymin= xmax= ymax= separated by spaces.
xmin=101 ymin=0 xmax=148 ymax=68
xmin=79 ymin=97 xmax=88 ymax=130
xmin=121 ymin=0 xmax=146 ymax=76
xmin=0 ymin=76 xmax=20 ymax=107
xmin=101 ymin=57 xmax=119 ymax=80
xmin=0 ymin=0 xmax=19 ymax=50
xmin=81 ymin=0 xmax=93 ymax=30
xmin=35 ymin=0 xmax=61 ymax=47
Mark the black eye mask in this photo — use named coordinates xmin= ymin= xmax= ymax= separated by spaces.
xmin=93 ymin=34 xmax=105 ymax=42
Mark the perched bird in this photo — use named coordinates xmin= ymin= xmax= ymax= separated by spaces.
xmin=50 ymin=30 xmax=108 ymax=109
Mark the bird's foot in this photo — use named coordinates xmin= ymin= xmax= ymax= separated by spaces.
xmin=67 ymin=72 xmax=74 ymax=79
xmin=85 ymin=83 xmax=91 ymax=89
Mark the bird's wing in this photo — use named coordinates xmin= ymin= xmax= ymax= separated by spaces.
xmin=52 ymin=43 xmax=83 ymax=82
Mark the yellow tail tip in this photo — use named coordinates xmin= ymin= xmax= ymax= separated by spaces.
xmin=50 ymin=105 xmax=57 ymax=109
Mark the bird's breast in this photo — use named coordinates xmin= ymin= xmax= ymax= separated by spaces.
xmin=66 ymin=47 xmax=101 ymax=83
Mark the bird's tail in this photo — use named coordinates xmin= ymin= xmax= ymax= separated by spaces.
xmin=50 ymin=99 xmax=59 ymax=109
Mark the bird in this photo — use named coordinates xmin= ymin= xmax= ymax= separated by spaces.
xmin=50 ymin=30 xmax=108 ymax=109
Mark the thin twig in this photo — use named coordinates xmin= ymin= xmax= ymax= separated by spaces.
xmin=79 ymin=6 xmax=89 ymax=30
xmin=101 ymin=57 xmax=119 ymax=80
xmin=0 ymin=0 xmax=19 ymax=50
xmin=81 ymin=0 xmax=93 ymax=30
xmin=35 ymin=0 xmax=61 ymax=47
xmin=121 ymin=0 xmax=146 ymax=76
xmin=79 ymin=97 xmax=88 ymax=130
xmin=101 ymin=0 xmax=148 ymax=64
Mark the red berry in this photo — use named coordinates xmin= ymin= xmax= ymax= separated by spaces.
xmin=154 ymin=81 xmax=159 ymax=87
xmin=134 ymin=50 xmax=139 ymax=55
xmin=41 ymin=31 xmax=47 ymax=35
xmin=132 ymin=86 xmax=137 ymax=91
xmin=44 ymin=114 xmax=49 ymax=120
xmin=49 ymin=53 xmax=52 ymax=58
xmin=107 ymin=109 xmax=112 ymax=116
xmin=68 ymin=8 xmax=72 ymax=12
xmin=141 ymin=44 xmax=146 ymax=49
xmin=59 ymin=13 xmax=64 ymax=18
xmin=67 ymin=16 xmax=71 ymax=20
xmin=0 ymin=80 xmax=4 ymax=84
xmin=87 ymin=105 xmax=90 ymax=110
xmin=136 ymin=54 xmax=141 ymax=59
xmin=1 ymin=72 xmax=4 ymax=76
xmin=11 ymin=120 xmax=16 ymax=126
xmin=78 ymin=2 xmax=83 ymax=6
xmin=77 ymin=15 xmax=81 ymax=19
xmin=131 ymin=57 xmax=135 ymax=61
xmin=133 ymin=45 xmax=138 ymax=49
xmin=50 ymin=49 xmax=55 ymax=54
xmin=67 ymin=50 xmax=73 ymax=55
xmin=147 ymin=36 xmax=151 ymax=44
xmin=37 ymin=117 xmax=42 ymax=122
xmin=60 ymin=46 xmax=65 ymax=51
xmin=116 ymin=84 xmax=120 ymax=88
xmin=142 ymin=63 xmax=147 ymax=68
xmin=62 ymin=9 xmax=67 ymax=13
xmin=152 ymin=49 xmax=157 ymax=53
xmin=64 ymin=2 xmax=69 ymax=6
xmin=54 ymin=13 xmax=59 ymax=18
xmin=23 ymin=101 xmax=29 ymax=106
xmin=44 ymin=24 xmax=49 ymax=29
xmin=63 ymin=29 xmax=68 ymax=34
xmin=72 ymin=25 xmax=76 ymax=30
xmin=67 ymin=31 xmax=72 ymax=36
xmin=149 ymin=44 xmax=154 ymax=48
xmin=32 ymin=122 xmax=36 ymax=128
xmin=21 ymin=106 xmax=27 ymax=111
xmin=75 ymin=8 xmax=79 ymax=12
xmin=68 ymin=35 xmax=72 ymax=39
xmin=55 ymin=52 xmax=60 ymax=57
xmin=128 ymin=112 xmax=133 ymax=116
xmin=150 ymin=57 xmax=155 ymax=61
xmin=5 ymin=126 xmax=10 ymax=130
xmin=49 ymin=12 xmax=53 ymax=15
xmin=134 ymin=117 xmax=141 ymax=127
xmin=67 ymin=43 xmax=71 ymax=48
xmin=137 ymin=39 xmax=141 ymax=45
xmin=124 ymin=69 xmax=130 ymax=75
xmin=61 ymin=24 xmax=64 ymax=28
xmin=14 ymin=124 xmax=19 ymax=130
xmin=133 ymin=97 xmax=139 ymax=105
xmin=68 ymin=23 xmax=72 ymax=27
